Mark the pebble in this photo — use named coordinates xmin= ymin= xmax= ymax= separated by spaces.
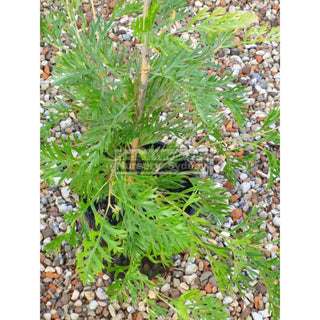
xmin=127 ymin=306 xmax=135 ymax=313
xmin=185 ymin=263 xmax=198 ymax=275
xmin=245 ymin=292 xmax=254 ymax=303
xmin=61 ymin=187 xmax=70 ymax=199
xmin=84 ymin=291 xmax=95 ymax=301
xmin=88 ymin=300 xmax=99 ymax=310
xmin=70 ymin=313 xmax=79 ymax=320
xmin=43 ymin=237 xmax=52 ymax=245
xmin=58 ymin=204 xmax=68 ymax=213
xmin=273 ymin=216 xmax=280 ymax=227
xmin=240 ymin=173 xmax=248 ymax=180
xmin=108 ymin=304 xmax=116 ymax=317
xmin=74 ymin=300 xmax=82 ymax=307
xmin=223 ymin=296 xmax=233 ymax=305
xmin=183 ymin=274 xmax=197 ymax=285
xmin=71 ymin=290 xmax=80 ymax=301
xmin=179 ymin=282 xmax=189 ymax=291
xmin=259 ymin=308 xmax=271 ymax=317
xmin=200 ymin=271 xmax=212 ymax=282
xmin=263 ymin=52 xmax=271 ymax=60
xmin=148 ymin=290 xmax=157 ymax=300
xmin=60 ymin=118 xmax=72 ymax=130
xmin=112 ymin=301 xmax=121 ymax=311
xmin=216 ymin=292 xmax=223 ymax=300
xmin=43 ymin=313 xmax=51 ymax=320
xmin=40 ymin=81 xmax=50 ymax=91
xmin=160 ymin=283 xmax=171 ymax=293
xmin=252 ymin=311 xmax=263 ymax=320
xmin=251 ymin=73 xmax=262 ymax=82
xmin=173 ymin=278 xmax=180 ymax=287
xmin=96 ymin=287 xmax=108 ymax=300
xmin=122 ymin=34 xmax=132 ymax=41
xmin=240 ymin=182 xmax=251 ymax=194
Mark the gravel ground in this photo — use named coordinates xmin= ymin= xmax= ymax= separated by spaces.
xmin=40 ymin=0 xmax=280 ymax=319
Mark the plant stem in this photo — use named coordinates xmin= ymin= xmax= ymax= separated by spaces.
xmin=129 ymin=0 xmax=152 ymax=171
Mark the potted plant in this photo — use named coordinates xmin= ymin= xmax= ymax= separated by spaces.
xmin=41 ymin=0 xmax=280 ymax=318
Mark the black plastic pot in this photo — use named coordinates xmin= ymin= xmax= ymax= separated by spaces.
xmin=83 ymin=141 xmax=196 ymax=278
xmin=84 ymin=141 xmax=195 ymax=228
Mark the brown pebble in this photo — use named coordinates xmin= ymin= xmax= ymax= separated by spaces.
xmin=242 ymin=66 xmax=251 ymax=74
xmin=231 ymin=208 xmax=243 ymax=222
xmin=170 ymin=289 xmax=180 ymax=299
xmin=224 ymin=181 xmax=233 ymax=189
xmin=256 ymin=55 xmax=263 ymax=63
xmin=40 ymin=48 xmax=49 ymax=55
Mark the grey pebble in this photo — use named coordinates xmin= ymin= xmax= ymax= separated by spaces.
xmin=61 ymin=186 xmax=70 ymax=200
xmin=127 ymin=306 xmax=135 ymax=313
xmin=95 ymin=287 xmax=108 ymax=300
xmin=122 ymin=34 xmax=132 ymax=41
xmin=174 ymin=258 xmax=181 ymax=266
xmin=200 ymin=271 xmax=212 ymax=282
xmin=58 ymin=204 xmax=68 ymax=213
xmin=185 ymin=263 xmax=198 ymax=275
xmin=74 ymin=299 xmax=82 ymax=307
xmin=160 ymin=283 xmax=171 ymax=293
xmin=173 ymin=270 xmax=183 ymax=278
xmin=173 ymin=278 xmax=180 ymax=287
xmin=50 ymin=223 xmax=60 ymax=235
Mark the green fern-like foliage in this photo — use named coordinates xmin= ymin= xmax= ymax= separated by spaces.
xmin=41 ymin=0 xmax=280 ymax=319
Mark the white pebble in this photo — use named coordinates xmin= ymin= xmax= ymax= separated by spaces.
xmin=88 ymin=300 xmax=99 ymax=310
xmin=252 ymin=311 xmax=263 ymax=320
xmin=216 ymin=292 xmax=223 ymax=300
xmin=61 ymin=187 xmax=70 ymax=200
xmin=223 ymin=296 xmax=233 ymax=305
xmin=45 ymin=266 xmax=55 ymax=273
xmin=43 ymin=313 xmax=51 ymax=320
xmin=240 ymin=182 xmax=251 ymax=194
xmin=263 ymin=52 xmax=272 ymax=60
xmin=70 ymin=313 xmax=79 ymax=320
xmin=71 ymin=289 xmax=80 ymax=301
xmin=273 ymin=216 xmax=280 ymax=227
xmin=240 ymin=173 xmax=248 ymax=180
xmin=183 ymin=274 xmax=197 ymax=285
